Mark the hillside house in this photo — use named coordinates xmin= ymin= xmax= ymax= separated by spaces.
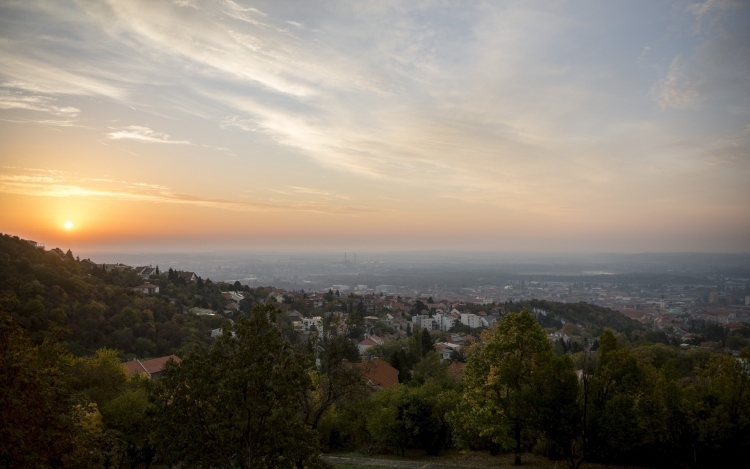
xmin=124 ymin=355 xmax=180 ymax=379
xmin=134 ymin=283 xmax=159 ymax=295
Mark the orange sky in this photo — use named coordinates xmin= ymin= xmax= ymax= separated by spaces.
xmin=1 ymin=1 xmax=749 ymax=253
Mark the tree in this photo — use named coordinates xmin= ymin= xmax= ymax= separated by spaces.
xmin=101 ymin=383 xmax=154 ymax=469
xmin=421 ymin=327 xmax=434 ymax=356
xmin=450 ymin=309 xmax=552 ymax=465
xmin=148 ymin=303 xmax=320 ymax=469
xmin=0 ymin=307 xmax=98 ymax=468
xmin=389 ymin=349 xmax=411 ymax=384
xmin=367 ymin=384 xmax=447 ymax=456
xmin=300 ymin=331 xmax=366 ymax=433
xmin=530 ymin=354 xmax=580 ymax=467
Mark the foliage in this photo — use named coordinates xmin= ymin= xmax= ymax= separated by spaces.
xmin=0 ymin=306 xmax=99 ymax=468
xmin=451 ymin=309 xmax=553 ymax=464
xmin=148 ymin=303 xmax=320 ymax=469
xmin=507 ymin=299 xmax=644 ymax=334
xmin=367 ymin=382 xmax=455 ymax=456
xmin=0 ymin=234 xmax=228 ymax=357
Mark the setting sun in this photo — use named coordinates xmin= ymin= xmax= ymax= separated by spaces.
xmin=64 ymin=221 xmax=73 ymax=230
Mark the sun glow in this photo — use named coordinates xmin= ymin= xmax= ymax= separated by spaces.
xmin=64 ymin=221 xmax=73 ymax=230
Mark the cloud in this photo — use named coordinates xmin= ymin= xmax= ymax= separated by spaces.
xmin=651 ymin=55 xmax=700 ymax=108
xmin=0 ymin=169 xmax=379 ymax=216
xmin=107 ymin=125 xmax=192 ymax=144
xmin=0 ymin=90 xmax=80 ymax=115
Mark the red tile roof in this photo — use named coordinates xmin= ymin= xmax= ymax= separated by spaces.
xmin=125 ymin=360 xmax=147 ymax=375
xmin=124 ymin=355 xmax=181 ymax=377
xmin=358 ymin=358 xmax=399 ymax=389
xmin=142 ymin=355 xmax=180 ymax=374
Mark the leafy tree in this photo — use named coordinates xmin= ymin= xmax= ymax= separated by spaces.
xmin=450 ymin=309 xmax=552 ymax=465
xmin=101 ymin=383 xmax=154 ymax=468
xmin=420 ymin=327 xmax=434 ymax=356
xmin=367 ymin=384 xmax=449 ymax=456
xmin=300 ymin=331 xmax=365 ymax=435
xmin=389 ymin=349 xmax=411 ymax=384
xmin=530 ymin=354 xmax=580 ymax=467
xmin=148 ymin=303 xmax=319 ymax=469
xmin=412 ymin=350 xmax=449 ymax=386
xmin=71 ymin=348 xmax=129 ymax=408
xmin=0 ymin=307 xmax=98 ymax=467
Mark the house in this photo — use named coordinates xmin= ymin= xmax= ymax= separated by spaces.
xmin=287 ymin=310 xmax=304 ymax=321
xmin=134 ymin=283 xmax=159 ymax=294
xmin=135 ymin=266 xmax=157 ymax=278
xmin=24 ymin=239 xmax=45 ymax=249
xmin=104 ymin=263 xmax=131 ymax=273
xmin=358 ymin=358 xmax=399 ymax=389
xmin=358 ymin=334 xmax=384 ymax=354
xmin=435 ymin=343 xmax=453 ymax=360
xmin=484 ymin=314 xmax=500 ymax=327
xmin=221 ymin=291 xmax=245 ymax=303
xmin=80 ymin=258 xmax=98 ymax=272
xmin=124 ymin=355 xmax=181 ymax=379
xmin=177 ymin=271 xmax=197 ymax=283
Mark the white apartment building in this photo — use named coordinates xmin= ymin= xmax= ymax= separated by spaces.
xmin=433 ymin=312 xmax=455 ymax=331
xmin=460 ymin=313 xmax=482 ymax=329
xmin=303 ymin=316 xmax=323 ymax=333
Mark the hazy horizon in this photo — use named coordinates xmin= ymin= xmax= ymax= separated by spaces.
xmin=2 ymin=1 xmax=749 ymax=253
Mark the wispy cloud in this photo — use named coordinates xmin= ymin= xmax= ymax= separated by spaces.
xmin=0 ymin=90 xmax=80 ymax=115
xmin=107 ymin=126 xmax=191 ymax=144
xmin=651 ymin=55 xmax=700 ymax=109
xmin=0 ymin=169 xmax=379 ymax=216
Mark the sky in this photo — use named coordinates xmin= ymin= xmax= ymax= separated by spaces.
xmin=0 ymin=0 xmax=748 ymax=253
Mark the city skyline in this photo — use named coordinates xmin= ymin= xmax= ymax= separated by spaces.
xmin=1 ymin=0 xmax=749 ymax=253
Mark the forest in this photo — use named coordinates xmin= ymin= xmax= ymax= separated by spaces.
xmin=1 ymin=233 xmax=749 ymax=468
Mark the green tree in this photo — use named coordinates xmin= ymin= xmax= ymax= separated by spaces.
xmin=450 ymin=309 xmax=552 ymax=465
xmin=0 ymin=307 xmax=98 ymax=468
xmin=101 ymin=382 xmax=154 ymax=468
xmin=421 ymin=327 xmax=434 ymax=357
xmin=148 ymin=303 xmax=319 ymax=469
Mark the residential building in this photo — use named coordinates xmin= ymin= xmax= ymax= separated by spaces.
xmin=460 ymin=313 xmax=482 ymax=329
xmin=134 ymin=283 xmax=159 ymax=295
xmin=302 ymin=316 xmax=323 ymax=333
xmin=124 ymin=355 xmax=180 ymax=379
xmin=357 ymin=358 xmax=399 ymax=389
xmin=358 ymin=334 xmax=384 ymax=354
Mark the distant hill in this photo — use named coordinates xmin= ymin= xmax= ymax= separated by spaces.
xmin=0 ymin=233 xmax=227 ymax=357
xmin=506 ymin=299 xmax=644 ymax=334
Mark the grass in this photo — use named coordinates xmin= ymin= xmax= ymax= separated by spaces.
xmin=326 ymin=450 xmax=648 ymax=469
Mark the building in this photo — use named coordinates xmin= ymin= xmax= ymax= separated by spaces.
xmin=124 ymin=355 xmax=180 ymax=379
xmin=135 ymin=266 xmax=157 ymax=278
xmin=709 ymin=292 xmax=719 ymax=304
xmin=357 ymin=358 xmax=399 ymax=389
xmin=460 ymin=313 xmax=482 ymax=329
xmin=24 ymin=239 xmax=45 ymax=249
xmin=80 ymin=258 xmax=98 ymax=272
xmin=302 ymin=316 xmax=323 ymax=333
xmin=358 ymin=334 xmax=384 ymax=354
xmin=177 ymin=271 xmax=197 ymax=283
xmin=134 ymin=283 xmax=159 ymax=294
xmin=104 ymin=263 xmax=131 ymax=273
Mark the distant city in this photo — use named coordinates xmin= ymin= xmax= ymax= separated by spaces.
xmin=81 ymin=250 xmax=750 ymax=341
